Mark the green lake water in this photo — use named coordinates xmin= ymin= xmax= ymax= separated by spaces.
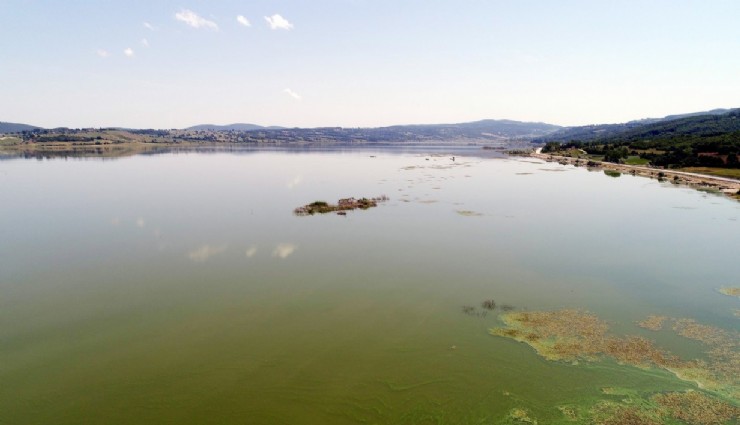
xmin=1 ymin=149 xmax=738 ymax=424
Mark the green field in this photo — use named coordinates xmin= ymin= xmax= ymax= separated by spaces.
xmin=0 ymin=136 xmax=21 ymax=145
xmin=624 ymin=156 xmax=650 ymax=165
xmin=679 ymin=167 xmax=740 ymax=180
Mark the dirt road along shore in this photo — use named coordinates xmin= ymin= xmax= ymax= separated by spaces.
xmin=530 ymin=150 xmax=740 ymax=200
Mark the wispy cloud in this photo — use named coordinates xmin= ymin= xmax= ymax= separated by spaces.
xmin=245 ymin=246 xmax=258 ymax=258
xmin=141 ymin=38 xmax=149 ymax=48
xmin=97 ymin=49 xmax=110 ymax=58
xmin=236 ymin=15 xmax=251 ymax=27
xmin=124 ymin=47 xmax=135 ymax=58
xmin=143 ymin=22 xmax=157 ymax=31
xmin=188 ymin=244 xmax=227 ymax=262
xmin=283 ymin=88 xmax=301 ymax=101
xmin=265 ymin=14 xmax=293 ymax=30
xmin=272 ymin=243 xmax=297 ymax=259
xmin=175 ymin=9 xmax=219 ymax=30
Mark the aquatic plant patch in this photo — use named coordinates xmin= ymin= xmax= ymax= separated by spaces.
xmin=491 ymin=310 xmax=739 ymax=399
xmin=294 ymin=195 xmax=389 ymax=216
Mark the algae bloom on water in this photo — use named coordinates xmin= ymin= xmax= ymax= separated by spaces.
xmin=490 ymin=309 xmax=740 ymax=399
xmin=718 ymin=287 xmax=740 ymax=298
xmin=654 ymin=391 xmax=740 ymax=425
xmin=637 ymin=315 xmax=668 ymax=331
xmin=552 ymin=388 xmax=739 ymax=425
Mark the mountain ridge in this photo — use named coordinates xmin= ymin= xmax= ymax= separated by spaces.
xmin=4 ymin=108 xmax=738 ymax=142
xmin=0 ymin=122 xmax=43 ymax=133
xmin=186 ymin=123 xmax=287 ymax=131
xmin=536 ymin=108 xmax=738 ymax=143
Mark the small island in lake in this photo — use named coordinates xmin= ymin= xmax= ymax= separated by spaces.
xmin=294 ymin=195 xmax=389 ymax=216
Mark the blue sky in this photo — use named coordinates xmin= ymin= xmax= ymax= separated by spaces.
xmin=1 ymin=0 xmax=739 ymax=129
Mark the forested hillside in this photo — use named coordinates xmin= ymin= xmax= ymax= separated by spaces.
xmin=0 ymin=122 xmax=42 ymax=133
xmin=541 ymin=109 xmax=740 ymax=169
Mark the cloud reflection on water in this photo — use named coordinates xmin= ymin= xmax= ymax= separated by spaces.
xmin=272 ymin=243 xmax=297 ymax=259
xmin=188 ymin=244 xmax=228 ymax=262
xmin=286 ymin=175 xmax=302 ymax=189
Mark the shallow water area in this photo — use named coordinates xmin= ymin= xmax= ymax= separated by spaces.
xmin=1 ymin=148 xmax=738 ymax=424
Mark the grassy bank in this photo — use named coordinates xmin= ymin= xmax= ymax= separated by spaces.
xmin=678 ymin=167 xmax=740 ymax=180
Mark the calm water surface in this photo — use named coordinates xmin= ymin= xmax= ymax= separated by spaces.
xmin=1 ymin=149 xmax=738 ymax=424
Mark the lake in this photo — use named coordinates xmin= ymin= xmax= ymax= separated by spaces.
xmin=1 ymin=148 xmax=738 ymax=424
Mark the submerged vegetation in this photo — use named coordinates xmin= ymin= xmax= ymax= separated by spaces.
xmin=294 ymin=196 xmax=388 ymax=216
xmin=637 ymin=315 xmax=669 ymax=331
xmin=718 ymin=287 xmax=740 ymax=298
xmin=456 ymin=210 xmax=484 ymax=216
xmin=461 ymin=298 xmax=516 ymax=318
xmin=550 ymin=387 xmax=740 ymax=425
xmin=589 ymin=402 xmax=661 ymax=425
xmin=654 ymin=391 xmax=740 ymax=425
xmin=481 ymin=299 xmax=497 ymax=310
xmin=490 ymin=309 xmax=740 ymax=424
xmin=490 ymin=310 xmax=740 ymax=400
xmin=506 ymin=407 xmax=537 ymax=424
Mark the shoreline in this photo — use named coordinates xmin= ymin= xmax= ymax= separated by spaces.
xmin=4 ymin=140 xmax=739 ymax=199
xmin=530 ymin=149 xmax=740 ymax=200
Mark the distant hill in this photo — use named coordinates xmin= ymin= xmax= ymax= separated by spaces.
xmin=660 ymin=108 xmax=733 ymax=122
xmin=186 ymin=123 xmax=285 ymax=131
xmin=164 ymin=118 xmax=564 ymax=148
xmin=0 ymin=121 xmax=42 ymax=133
xmin=186 ymin=119 xmax=562 ymax=140
xmin=383 ymin=119 xmax=561 ymax=139
xmin=540 ymin=109 xmax=740 ymax=169
xmin=2 ymin=119 xmax=560 ymax=139
xmin=536 ymin=109 xmax=738 ymax=144
xmin=601 ymin=109 xmax=740 ymax=143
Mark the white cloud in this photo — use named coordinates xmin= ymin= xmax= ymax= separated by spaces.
xmin=97 ymin=49 xmax=110 ymax=58
xmin=175 ymin=9 xmax=219 ymax=30
xmin=124 ymin=47 xmax=135 ymax=58
xmin=143 ymin=22 xmax=156 ymax=31
xmin=236 ymin=15 xmax=251 ymax=27
xmin=265 ymin=14 xmax=293 ymax=30
xmin=245 ymin=246 xmax=258 ymax=258
xmin=136 ymin=217 xmax=145 ymax=227
xmin=188 ymin=244 xmax=227 ymax=262
xmin=141 ymin=38 xmax=149 ymax=48
xmin=272 ymin=243 xmax=297 ymax=259
xmin=283 ymin=88 xmax=302 ymax=101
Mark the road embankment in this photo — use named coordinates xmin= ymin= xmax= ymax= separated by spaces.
xmin=531 ymin=151 xmax=740 ymax=199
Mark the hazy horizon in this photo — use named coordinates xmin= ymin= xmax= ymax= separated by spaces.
xmin=2 ymin=1 xmax=739 ymax=129
xmin=4 ymin=108 xmax=740 ymax=132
